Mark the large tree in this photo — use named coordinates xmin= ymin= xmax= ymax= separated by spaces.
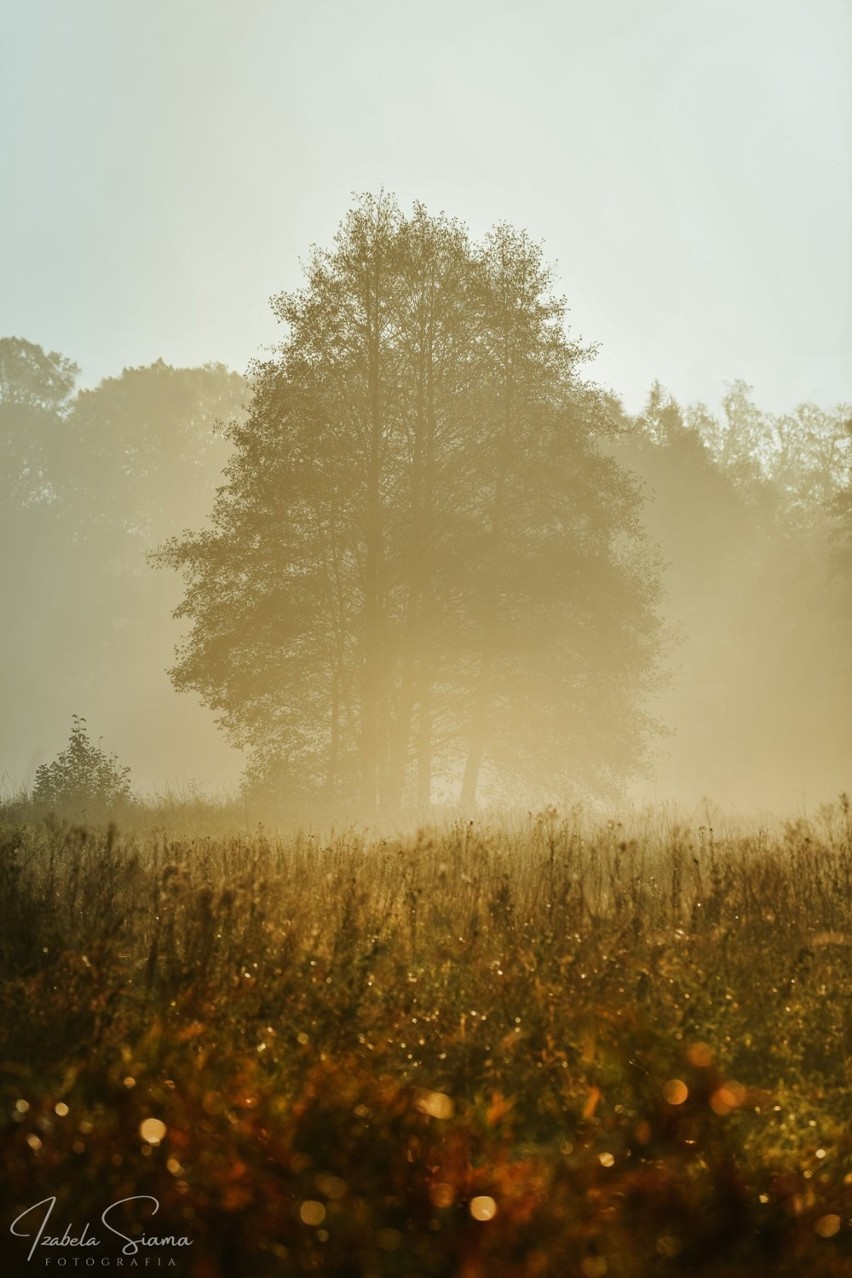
xmin=156 ymin=195 xmax=663 ymax=814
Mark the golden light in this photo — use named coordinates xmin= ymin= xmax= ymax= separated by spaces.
xmin=685 ymin=1042 xmax=713 ymax=1068
xmin=314 ymin=1174 xmax=346 ymax=1200
xmin=430 ymin=1182 xmax=455 ymax=1208
xmin=469 ymin=1196 xmax=498 ymax=1221
xmin=663 ymin=1078 xmax=689 ymax=1105
xmin=415 ymin=1090 xmax=454 ymax=1119
xmin=814 ymin=1214 xmax=841 ymax=1239
xmin=710 ymin=1083 xmax=746 ymax=1116
xmin=300 ymin=1201 xmax=326 ymax=1226
xmin=139 ymin=1117 xmax=167 ymax=1146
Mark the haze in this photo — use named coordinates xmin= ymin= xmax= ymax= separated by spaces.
xmin=1 ymin=0 xmax=850 ymax=813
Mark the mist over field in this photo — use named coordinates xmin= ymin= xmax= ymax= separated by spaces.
xmin=1 ymin=0 xmax=850 ymax=818
xmin=1 ymin=296 xmax=849 ymax=817
xmin=2 ymin=8 xmax=851 ymax=1274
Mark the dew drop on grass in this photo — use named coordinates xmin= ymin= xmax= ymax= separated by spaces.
xmin=415 ymin=1090 xmax=454 ymax=1119
xmin=300 ymin=1201 xmax=326 ymax=1226
xmin=139 ymin=1117 xmax=167 ymax=1146
xmin=469 ymin=1196 xmax=497 ymax=1221
xmin=663 ymin=1079 xmax=688 ymax=1105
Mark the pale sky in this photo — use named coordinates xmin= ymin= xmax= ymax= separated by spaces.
xmin=2 ymin=0 xmax=850 ymax=415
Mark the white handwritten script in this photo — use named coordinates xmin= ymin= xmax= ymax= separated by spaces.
xmin=10 ymin=1197 xmax=192 ymax=1263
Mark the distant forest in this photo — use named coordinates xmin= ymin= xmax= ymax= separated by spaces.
xmin=2 ymin=207 xmax=849 ymax=813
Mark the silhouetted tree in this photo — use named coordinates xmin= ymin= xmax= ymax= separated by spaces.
xmin=0 ymin=340 xmax=84 ymax=773
xmin=0 ymin=348 xmax=247 ymax=792
xmin=155 ymin=196 xmax=664 ymax=815
xmin=66 ymin=360 xmax=246 ymax=550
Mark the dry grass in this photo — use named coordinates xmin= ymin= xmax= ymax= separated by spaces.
xmin=0 ymin=801 xmax=850 ymax=1275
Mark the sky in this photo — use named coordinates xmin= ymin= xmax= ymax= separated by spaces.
xmin=1 ymin=0 xmax=850 ymax=805
xmin=2 ymin=0 xmax=851 ymax=416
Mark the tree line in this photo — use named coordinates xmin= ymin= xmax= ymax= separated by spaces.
xmin=2 ymin=194 xmax=849 ymax=813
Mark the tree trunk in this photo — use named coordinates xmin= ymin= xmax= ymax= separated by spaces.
xmin=384 ymin=290 xmax=436 ymax=811
xmin=360 ymin=272 xmax=387 ymax=816
xmin=325 ymin=656 xmax=342 ymax=803
xmin=416 ymin=673 xmax=432 ymax=808
xmin=460 ymin=316 xmax=514 ymax=808
xmin=459 ymin=684 xmax=488 ymax=808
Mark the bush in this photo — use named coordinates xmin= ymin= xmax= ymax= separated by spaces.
xmin=31 ymin=716 xmax=133 ymax=817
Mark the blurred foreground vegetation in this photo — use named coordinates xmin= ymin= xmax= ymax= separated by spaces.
xmin=1 ymin=803 xmax=850 ymax=1275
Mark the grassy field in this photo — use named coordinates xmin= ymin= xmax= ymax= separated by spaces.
xmin=0 ymin=802 xmax=850 ymax=1276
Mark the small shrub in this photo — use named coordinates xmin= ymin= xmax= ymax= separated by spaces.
xmin=31 ymin=716 xmax=133 ymax=818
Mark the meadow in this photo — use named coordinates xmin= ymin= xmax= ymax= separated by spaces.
xmin=0 ymin=801 xmax=850 ymax=1276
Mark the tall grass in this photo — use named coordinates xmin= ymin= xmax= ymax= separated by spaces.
xmin=0 ymin=801 xmax=849 ymax=1275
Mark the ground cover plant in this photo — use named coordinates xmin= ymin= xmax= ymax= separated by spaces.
xmin=0 ymin=803 xmax=850 ymax=1276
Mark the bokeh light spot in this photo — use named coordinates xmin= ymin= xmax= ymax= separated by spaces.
xmin=300 ymin=1201 xmax=326 ymax=1226
xmin=664 ymin=1078 xmax=688 ymax=1105
xmin=415 ymin=1090 xmax=454 ymax=1119
xmin=139 ymin=1117 xmax=167 ymax=1146
xmin=470 ymin=1196 xmax=498 ymax=1221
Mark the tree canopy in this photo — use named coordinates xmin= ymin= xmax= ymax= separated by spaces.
xmin=155 ymin=195 xmax=664 ymax=814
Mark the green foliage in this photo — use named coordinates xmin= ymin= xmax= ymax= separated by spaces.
xmin=31 ymin=717 xmax=133 ymax=817
xmin=0 ymin=805 xmax=849 ymax=1275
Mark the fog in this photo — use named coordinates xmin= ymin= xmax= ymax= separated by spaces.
xmin=1 ymin=1 xmax=850 ymax=817
xmin=2 ymin=284 xmax=848 ymax=817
